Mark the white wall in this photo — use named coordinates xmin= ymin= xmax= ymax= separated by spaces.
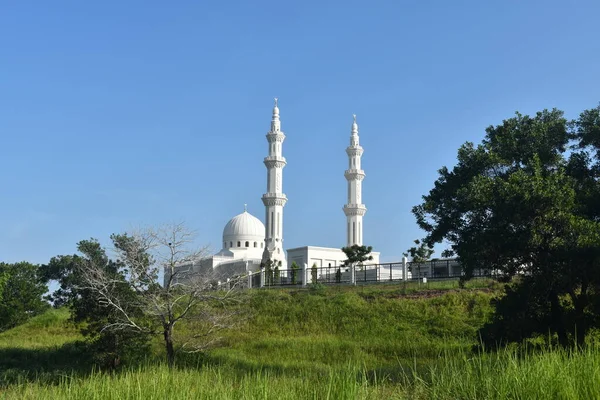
xmin=286 ymin=246 xmax=380 ymax=270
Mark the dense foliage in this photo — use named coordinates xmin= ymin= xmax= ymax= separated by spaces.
xmin=413 ymin=105 xmax=600 ymax=346
xmin=342 ymin=244 xmax=374 ymax=267
xmin=0 ymin=262 xmax=48 ymax=332
xmin=41 ymin=240 xmax=149 ymax=368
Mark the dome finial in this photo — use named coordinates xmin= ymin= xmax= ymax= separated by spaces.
xmin=351 ymin=114 xmax=358 ymax=135
xmin=244 ymin=203 xmax=247 ymax=212
xmin=270 ymin=98 xmax=281 ymax=131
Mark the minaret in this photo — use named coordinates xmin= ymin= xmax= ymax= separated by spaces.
xmin=343 ymin=114 xmax=367 ymax=246
xmin=262 ymin=98 xmax=287 ymax=264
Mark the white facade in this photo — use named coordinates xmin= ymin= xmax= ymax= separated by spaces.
xmin=287 ymin=246 xmax=380 ymax=270
xmin=261 ymin=98 xmax=287 ymax=266
xmin=343 ymin=115 xmax=367 ymax=246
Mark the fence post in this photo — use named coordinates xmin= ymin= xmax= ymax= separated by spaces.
xmin=402 ymin=257 xmax=408 ymax=281
xmin=260 ymin=268 xmax=265 ymax=288
xmin=248 ymin=272 xmax=252 ymax=289
xmin=350 ymin=264 xmax=356 ymax=285
xmin=302 ymin=263 xmax=308 ymax=287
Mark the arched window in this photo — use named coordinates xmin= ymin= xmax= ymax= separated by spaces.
xmin=224 ymin=242 xmax=226 ymax=248
xmin=254 ymin=242 xmax=257 ymax=248
xmin=229 ymin=241 xmax=233 ymax=247
xmin=237 ymin=241 xmax=241 ymax=247
xmin=261 ymin=242 xmax=263 ymax=248
xmin=245 ymin=241 xmax=249 ymax=247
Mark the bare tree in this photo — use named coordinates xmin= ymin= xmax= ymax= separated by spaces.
xmin=79 ymin=222 xmax=242 ymax=367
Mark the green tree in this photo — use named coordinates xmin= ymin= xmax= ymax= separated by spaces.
xmin=42 ymin=239 xmax=150 ymax=368
xmin=342 ymin=245 xmax=373 ymax=284
xmin=79 ymin=224 xmax=239 ymax=368
xmin=335 ymin=268 xmax=342 ymax=283
xmin=262 ymin=259 xmax=274 ymax=286
xmin=274 ymin=262 xmax=281 ymax=285
xmin=413 ymin=106 xmax=600 ymax=347
xmin=0 ymin=270 xmax=7 ymax=304
xmin=342 ymin=245 xmax=373 ymax=270
xmin=290 ymin=261 xmax=300 ymax=285
xmin=403 ymin=239 xmax=434 ymax=278
xmin=0 ymin=262 xmax=48 ymax=332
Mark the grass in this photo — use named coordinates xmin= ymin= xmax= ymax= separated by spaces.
xmin=3 ymin=347 xmax=600 ymax=399
xmin=2 ymin=281 xmax=598 ymax=399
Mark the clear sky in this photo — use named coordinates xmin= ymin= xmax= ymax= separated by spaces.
xmin=1 ymin=0 xmax=599 ymax=265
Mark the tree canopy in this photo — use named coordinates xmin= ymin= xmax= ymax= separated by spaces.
xmin=413 ymin=105 xmax=600 ymax=346
xmin=342 ymin=245 xmax=373 ymax=267
xmin=42 ymin=239 xmax=149 ymax=367
xmin=0 ymin=262 xmax=48 ymax=332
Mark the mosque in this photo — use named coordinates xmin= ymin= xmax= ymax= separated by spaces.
xmin=166 ymin=100 xmax=380 ymax=284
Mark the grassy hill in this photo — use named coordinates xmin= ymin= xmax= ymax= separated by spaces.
xmin=1 ymin=282 xmax=599 ymax=399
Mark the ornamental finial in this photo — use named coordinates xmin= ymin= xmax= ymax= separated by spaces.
xmin=244 ymin=203 xmax=247 ymax=212
xmin=274 ymin=97 xmax=278 ymax=107
xmin=353 ymin=114 xmax=357 ymax=123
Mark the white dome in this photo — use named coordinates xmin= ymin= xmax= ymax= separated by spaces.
xmin=222 ymin=211 xmax=265 ymax=241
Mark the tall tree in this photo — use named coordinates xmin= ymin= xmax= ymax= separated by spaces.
xmin=42 ymin=240 xmax=148 ymax=368
xmin=413 ymin=106 xmax=600 ymax=346
xmin=0 ymin=262 xmax=48 ymax=332
xmin=79 ymin=223 xmax=240 ymax=367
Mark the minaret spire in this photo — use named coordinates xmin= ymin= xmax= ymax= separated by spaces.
xmin=343 ymin=115 xmax=366 ymax=246
xmin=262 ymin=98 xmax=287 ymax=265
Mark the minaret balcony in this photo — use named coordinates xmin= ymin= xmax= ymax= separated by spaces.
xmin=343 ymin=204 xmax=367 ymax=216
xmin=344 ymin=169 xmax=366 ymax=180
xmin=266 ymin=132 xmax=286 ymax=142
xmin=346 ymin=147 xmax=364 ymax=156
xmin=264 ymin=156 xmax=287 ymax=169
xmin=262 ymin=193 xmax=288 ymax=207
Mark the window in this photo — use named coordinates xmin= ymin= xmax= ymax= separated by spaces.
xmin=261 ymin=242 xmax=263 ymax=248
xmin=245 ymin=241 xmax=249 ymax=247
xmin=254 ymin=242 xmax=257 ymax=248
xmin=224 ymin=242 xmax=226 ymax=248
xmin=358 ymin=222 xmax=361 ymax=243
xmin=237 ymin=241 xmax=241 ymax=247
xmin=347 ymin=222 xmax=350 ymax=244
xmin=229 ymin=241 xmax=232 ymax=247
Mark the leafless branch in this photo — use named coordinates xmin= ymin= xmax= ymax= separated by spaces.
xmin=77 ymin=222 xmax=240 ymax=366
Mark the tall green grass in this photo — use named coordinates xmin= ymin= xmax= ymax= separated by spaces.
xmin=4 ymin=282 xmax=596 ymax=399
xmin=3 ymin=346 xmax=599 ymax=399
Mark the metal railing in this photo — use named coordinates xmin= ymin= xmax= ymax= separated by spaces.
xmin=213 ymin=259 xmax=500 ymax=290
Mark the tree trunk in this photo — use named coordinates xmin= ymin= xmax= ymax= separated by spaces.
xmin=549 ymin=290 xmax=568 ymax=347
xmin=164 ymin=325 xmax=175 ymax=368
xmin=570 ymin=283 xmax=589 ymax=347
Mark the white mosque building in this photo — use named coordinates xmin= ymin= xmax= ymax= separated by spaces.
xmin=166 ymin=100 xmax=379 ymax=284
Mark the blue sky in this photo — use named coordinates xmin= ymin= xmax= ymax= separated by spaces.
xmin=1 ymin=0 xmax=599 ymax=265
